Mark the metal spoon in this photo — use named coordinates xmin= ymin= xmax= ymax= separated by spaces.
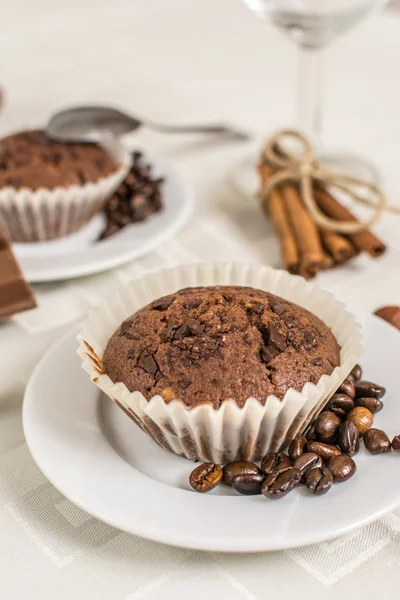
xmin=46 ymin=105 xmax=251 ymax=143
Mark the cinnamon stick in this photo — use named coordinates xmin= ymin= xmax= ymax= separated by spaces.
xmin=319 ymin=228 xmax=356 ymax=264
xmin=258 ymin=163 xmax=300 ymax=274
xmin=314 ymin=186 xmax=386 ymax=258
xmin=280 ymin=183 xmax=332 ymax=278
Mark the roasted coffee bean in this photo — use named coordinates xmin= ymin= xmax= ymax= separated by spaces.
xmin=346 ymin=406 xmax=373 ymax=436
xmin=262 ymin=468 xmax=301 ymax=499
xmin=392 ymin=435 xmax=400 ymax=453
xmin=324 ymin=393 xmax=354 ymax=417
xmin=261 ymin=452 xmax=291 ymax=476
xmin=355 ymin=380 xmax=386 ymax=400
xmin=306 ymin=441 xmax=342 ymax=460
xmin=315 ymin=411 xmax=341 ymax=443
xmin=337 ymin=421 xmax=360 ymax=456
xmin=354 ymin=396 xmax=383 ymax=414
xmin=222 ymin=460 xmax=261 ymax=486
xmin=306 ymin=423 xmax=317 ymax=441
xmin=327 ymin=455 xmax=357 ymax=482
xmin=305 ymin=466 xmax=334 ymax=496
xmin=100 ymin=151 xmax=164 ymax=239
xmin=349 ymin=364 xmax=362 ymax=382
xmin=374 ymin=306 xmax=400 ymax=331
xmin=189 ymin=462 xmax=223 ymax=492
xmin=288 ymin=436 xmax=307 ymax=461
xmin=232 ymin=472 xmax=265 ymax=495
xmin=293 ymin=452 xmax=323 ymax=477
xmin=337 ymin=377 xmax=356 ymax=399
xmin=262 ymin=471 xmax=279 ymax=488
xmin=363 ymin=428 xmax=391 ymax=454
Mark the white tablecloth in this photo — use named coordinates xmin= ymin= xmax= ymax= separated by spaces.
xmin=1 ymin=1 xmax=400 ymax=598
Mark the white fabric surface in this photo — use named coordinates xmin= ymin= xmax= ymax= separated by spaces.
xmin=1 ymin=0 xmax=400 ymax=597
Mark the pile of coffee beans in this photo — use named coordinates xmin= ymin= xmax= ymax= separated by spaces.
xmin=100 ymin=151 xmax=163 ymax=239
xmin=189 ymin=364 xmax=399 ymax=499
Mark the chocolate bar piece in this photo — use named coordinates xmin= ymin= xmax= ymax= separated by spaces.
xmin=0 ymin=227 xmax=36 ymax=319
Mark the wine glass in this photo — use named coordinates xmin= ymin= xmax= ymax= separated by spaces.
xmin=233 ymin=0 xmax=389 ymax=196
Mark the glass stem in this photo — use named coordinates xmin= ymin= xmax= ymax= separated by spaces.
xmin=296 ymin=46 xmax=323 ymax=146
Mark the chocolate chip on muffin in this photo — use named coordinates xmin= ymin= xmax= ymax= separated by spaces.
xmin=103 ymin=286 xmax=340 ymax=408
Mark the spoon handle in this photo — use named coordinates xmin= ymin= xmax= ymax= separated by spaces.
xmin=144 ymin=120 xmax=251 ymax=141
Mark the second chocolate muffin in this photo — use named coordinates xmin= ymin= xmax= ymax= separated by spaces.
xmin=0 ymin=129 xmax=116 ymax=190
xmin=103 ymin=285 xmax=340 ymax=408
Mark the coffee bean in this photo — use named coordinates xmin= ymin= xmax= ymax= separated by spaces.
xmin=363 ymin=428 xmax=391 ymax=454
xmin=152 ymin=296 xmax=175 ymax=311
xmin=262 ymin=468 xmax=301 ymax=499
xmin=306 ymin=441 xmax=342 ymax=460
xmin=232 ymin=472 xmax=265 ymax=495
xmin=337 ymin=377 xmax=356 ymax=399
xmin=100 ymin=151 xmax=164 ymax=238
xmin=349 ymin=364 xmax=362 ymax=382
xmin=324 ymin=393 xmax=354 ymax=417
xmin=293 ymin=452 xmax=323 ymax=477
xmin=261 ymin=452 xmax=291 ymax=475
xmin=305 ymin=466 xmax=333 ymax=495
xmin=306 ymin=423 xmax=317 ymax=441
xmin=374 ymin=306 xmax=400 ymax=331
xmin=189 ymin=462 xmax=223 ymax=492
xmin=338 ymin=421 xmax=360 ymax=456
xmin=346 ymin=406 xmax=373 ymax=436
xmin=392 ymin=435 xmax=400 ymax=453
xmin=288 ymin=436 xmax=307 ymax=461
xmin=355 ymin=380 xmax=386 ymax=400
xmin=222 ymin=460 xmax=261 ymax=486
xmin=315 ymin=411 xmax=341 ymax=443
xmin=327 ymin=455 xmax=357 ymax=482
xmin=354 ymin=396 xmax=383 ymax=414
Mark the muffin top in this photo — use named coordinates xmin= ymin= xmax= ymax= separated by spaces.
xmin=103 ymin=286 xmax=340 ymax=409
xmin=0 ymin=129 xmax=116 ymax=190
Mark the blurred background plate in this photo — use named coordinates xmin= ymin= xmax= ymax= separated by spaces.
xmin=13 ymin=156 xmax=193 ymax=283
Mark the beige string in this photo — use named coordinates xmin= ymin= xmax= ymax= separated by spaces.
xmin=260 ymin=129 xmax=400 ymax=234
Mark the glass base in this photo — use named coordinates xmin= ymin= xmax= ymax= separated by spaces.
xmin=230 ymin=150 xmax=381 ymax=200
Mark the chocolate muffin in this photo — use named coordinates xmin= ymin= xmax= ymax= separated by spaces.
xmin=103 ymin=286 xmax=340 ymax=408
xmin=0 ymin=129 xmax=129 ymax=242
xmin=0 ymin=129 xmax=116 ymax=190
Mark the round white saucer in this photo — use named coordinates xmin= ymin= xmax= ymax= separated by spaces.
xmin=23 ymin=313 xmax=400 ymax=552
xmin=13 ymin=157 xmax=193 ymax=283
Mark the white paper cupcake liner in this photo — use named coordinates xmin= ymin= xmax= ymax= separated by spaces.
xmin=0 ymin=136 xmax=131 ymax=242
xmin=77 ymin=263 xmax=363 ymax=463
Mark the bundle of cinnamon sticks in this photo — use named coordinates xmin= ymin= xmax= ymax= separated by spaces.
xmin=258 ymin=161 xmax=386 ymax=279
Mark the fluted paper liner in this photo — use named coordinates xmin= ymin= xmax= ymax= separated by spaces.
xmin=0 ymin=136 xmax=131 ymax=242
xmin=78 ymin=264 xmax=363 ymax=463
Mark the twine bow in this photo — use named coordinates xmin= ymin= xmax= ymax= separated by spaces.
xmin=260 ymin=129 xmax=400 ymax=234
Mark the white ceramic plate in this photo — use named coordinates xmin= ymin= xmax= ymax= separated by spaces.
xmin=13 ymin=157 xmax=193 ymax=283
xmin=23 ymin=313 xmax=400 ymax=552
